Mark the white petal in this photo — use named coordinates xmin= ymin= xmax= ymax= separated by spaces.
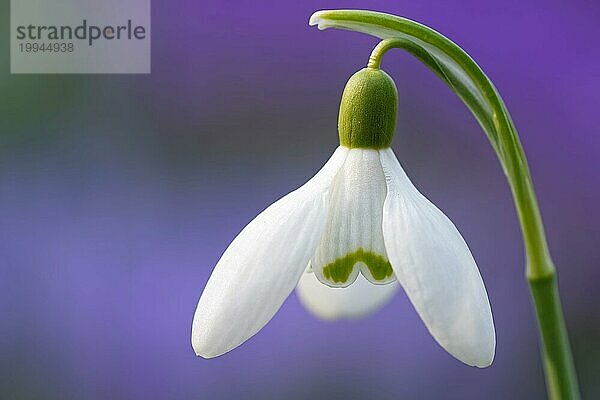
xmin=296 ymin=270 xmax=398 ymax=320
xmin=192 ymin=147 xmax=348 ymax=358
xmin=379 ymin=148 xmax=495 ymax=367
xmin=312 ymin=149 xmax=395 ymax=287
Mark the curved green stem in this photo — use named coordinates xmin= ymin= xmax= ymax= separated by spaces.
xmin=367 ymin=40 xmax=401 ymax=69
xmin=310 ymin=10 xmax=580 ymax=399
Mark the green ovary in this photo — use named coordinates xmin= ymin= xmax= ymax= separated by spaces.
xmin=322 ymin=248 xmax=394 ymax=284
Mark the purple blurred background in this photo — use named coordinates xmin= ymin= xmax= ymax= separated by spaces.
xmin=1 ymin=0 xmax=599 ymax=398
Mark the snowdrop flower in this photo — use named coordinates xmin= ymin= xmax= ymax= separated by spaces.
xmin=192 ymin=67 xmax=495 ymax=367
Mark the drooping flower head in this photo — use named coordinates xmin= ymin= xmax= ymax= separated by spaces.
xmin=192 ymin=65 xmax=495 ymax=367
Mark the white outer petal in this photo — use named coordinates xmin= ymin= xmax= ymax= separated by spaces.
xmin=192 ymin=147 xmax=348 ymax=358
xmin=296 ymin=270 xmax=398 ymax=320
xmin=379 ymin=148 xmax=495 ymax=367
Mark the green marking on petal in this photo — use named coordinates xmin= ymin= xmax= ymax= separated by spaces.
xmin=322 ymin=248 xmax=394 ymax=283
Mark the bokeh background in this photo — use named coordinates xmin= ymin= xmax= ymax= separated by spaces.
xmin=1 ymin=0 xmax=599 ymax=399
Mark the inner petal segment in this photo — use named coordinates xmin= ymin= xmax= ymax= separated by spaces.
xmin=312 ymin=149 xmax=395 ymax=287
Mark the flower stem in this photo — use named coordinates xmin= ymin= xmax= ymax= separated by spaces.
xmin=310 ymin=10 xmax=581 ymax=398
xmin=530 ymin=274 xmax=580 ymax=399
xmin=368 ymin=40 xmax=402 ymax=70
xmin=370 ymin=37 xmax=579 ymax=400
